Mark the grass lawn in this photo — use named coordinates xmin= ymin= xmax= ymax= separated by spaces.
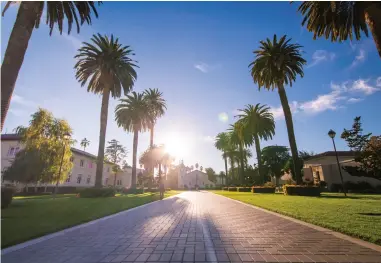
xmin=212 ymin=191 xmax=381 ymax=245
xmin=1 ymin=191 xmax=181 ymax=248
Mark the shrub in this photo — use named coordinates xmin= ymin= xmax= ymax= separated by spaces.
xmin=238 ymin=187 xmax=251 ymax=192
xmin=122 ymin=188 xmax=144 ymax=194
xmin=344 ymin=181 xmax=374 ymax=193
xmin=263 ymin=182 xmax=275 ymax=187
xmin=252 ymin=187 xmax=275 ymax=193
xmin=222 ymin=187 xmax=228 ymax=191
xmin=228 ymin=187 xmax=237 ymax=192
xmin=78 ymin=188 xmax=115 ymax=198
xmin=318 ymin=181 xmax=327 ymax=188
xmin=15 ymin=192 xmax=52 ymax=197
xmin=283 ymin=185 xmax=321 ymax=196
xmin=1 ymin=187 xmax=14 ymax=208
xmin=166 ymin=188 xmax=171 ymax=191
xmin=330 ymin=183 xmax=343 ymax=192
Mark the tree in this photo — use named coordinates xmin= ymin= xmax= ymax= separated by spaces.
xmin=284 ymin=150 xmax=314 ymax=181
xmin=205 ymin=167 xmax=217 ymax=183
xmin=236 ymin=104 xmax=275 ymax=183
xmin=261 ymin=146 xmax=290 ymax=185
xmin=143 ymin=89 xmax=167 ymax=147
xmin=195 ymin=163 xmax=199 ymax=170
xmin=75 ymin=34 xmax=137 ymax=188
xmin=341 ymin=116 xmax=372 ymax=151
xmin=105 ymin=139 xmax=127 ymax=186
xmin=115 ymin=92 xmax=150 ymax=189
xmin=4 ymin=109 xmax=74 ymax=188
xmin=218 ymin=171 xmax=225 ymax=185
xmin=297 ymin=2 xmax=381 ymax=59
xmin=215 ymin=132 xmax=230 ymax=185
xmin=249 ymin=35 xmax=306 ymax=184
xmin=200 ymin=166 xmax=203 ymax=172
xmin=80 ymin=138 xmax=90 ymax=152
xmin=1 ymin=1 xmax=101 ymax=130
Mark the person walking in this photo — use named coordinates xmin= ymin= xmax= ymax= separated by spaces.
xmin=159 ymin=181 xmax=165 ymax=200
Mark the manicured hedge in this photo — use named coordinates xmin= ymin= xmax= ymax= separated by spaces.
xmin=1 ymin=187 xmax=14 ymax=208
xmin=283 ymin=185 xmax=321 ymax=196
xmin=252 ymin=187 xmax=275 ymax=194
xmin=78 ymin=188 xmax=115 ymax=198
xmin=222 ymin=187 xmax=228 ymax=191
xmin=122 ymin=188 xmax=144 ymax=194
xmin=238 ymin=187 xmax=251 ymax=192
xmin=15 ymin=192 xmax=52 ymax=197
xmin=228 ymin=187 xmax=237 ymax=192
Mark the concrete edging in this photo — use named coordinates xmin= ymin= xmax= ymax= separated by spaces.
xmin=209 ymin=191 xmax=381 ymax=253
xmin=1 ymin=193 xmax=181 ymax=255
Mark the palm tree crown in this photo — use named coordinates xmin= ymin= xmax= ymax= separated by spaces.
xmin=80 ymin=138 xmax=90 ymax=151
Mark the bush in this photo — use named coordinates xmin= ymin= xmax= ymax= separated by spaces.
xmin=222 ymin=187 xmax=228 ymax=191
xmin=146 ymin=188 xmax=159 ymax=193
xmin=166 ymin=188 xmax=171 ymax=191
xmin=1 ymin=187 xmax=14 ymax=208
xmin=330 ymin=183 xmax=343 ymax=192
xmin=283 ymin=185 xmax=321 ymax=196
xmin=318 ymin=181 xmax=327 ymax=188
xmin=238 ymin=187 xmax=251 ymax=192
xmin=122 ymin=188 xmax=144 ymax=194
xmin=264 ymin=182 xmax=275 ymax=187
xmin=252 ymin=187 xmax=275 ymax=193
xmin=78 ymin=188 xmax=115 ymax=198
xmin=228 ymin=187 xmax=237 ymax=192
xmin=344 ymin=181 xmax=374 ymax=193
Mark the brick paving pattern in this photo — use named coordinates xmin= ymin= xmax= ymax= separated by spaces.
xmin=2 ymin=192 xmax=381 ymax=263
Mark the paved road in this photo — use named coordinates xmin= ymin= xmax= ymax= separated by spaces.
xmin=2 ymin=192 xmax=381 ymax=263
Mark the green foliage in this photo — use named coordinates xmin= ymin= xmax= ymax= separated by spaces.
xmin=78 ymin=188 xmax=115 ymax=198
xmin=4 ymin=109 xmax=74 ymax=184
xmin=341 ymin=116 xmax=371 ymax=151
xmin=284 ymin=150 xmax=314 ymax=181
xmin=237 ymin=187 xmax=251 ymax=192
xmin=105 ymin=139 xmax=127 ymax=186
xmin=228 ymin=187 xmax=237 ymax=192
xmin=205 ymin=167 xmax=217 ymax=183
xmin=283 ymin=185 xmax=321 ymax=196
xmin=261 ymin=146 xmax=290 ymax=181
xmin=252 ymin=187 xmax=275 ymax=193
xmin=1 ymin=187 xmax=14 ymax=208
xmin=122 ymin=188 xmax=144 ymax=194
xmin=143 ymin=88 xmax=167 ymax=129
xmin=80 ymin=138 xmax=90 ymax=151
xmin=343 ymin=181 xmax=380 ymax=193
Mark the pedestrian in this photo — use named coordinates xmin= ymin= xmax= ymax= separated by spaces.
xmin=159 ymin=181 xmax=165 ymax=200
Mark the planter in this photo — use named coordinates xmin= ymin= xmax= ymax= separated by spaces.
xmin=252 ymin=187 xmax=275 ymax=193
xmin=283 ymin=185 xmax=321 ymax=196
xmin=238 ymin=187 xmax=251 ymax=192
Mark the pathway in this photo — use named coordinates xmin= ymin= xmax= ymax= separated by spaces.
xmin=2 ymin=191 xmax=381 ymax=263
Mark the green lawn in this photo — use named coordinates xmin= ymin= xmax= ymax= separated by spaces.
xmin=212 ymin=191 xmax=381 ymax=245
xmin=1 ymin=191 xmax=181 ymax=248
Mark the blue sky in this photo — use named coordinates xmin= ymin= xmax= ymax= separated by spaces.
xmin=2 ymin=2 xmax=381 ymax=172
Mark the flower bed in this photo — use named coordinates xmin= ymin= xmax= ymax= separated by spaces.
xmin=283 ymin=185 xmax=321 ymax=196
xmin=252 ymin=187 xmax=276 ymax=193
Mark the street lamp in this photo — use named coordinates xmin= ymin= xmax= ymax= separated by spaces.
xmin=328 ymin=129 xmax=347 ymax=197
xmin=53 ymin=132 xmax=71 ymax=198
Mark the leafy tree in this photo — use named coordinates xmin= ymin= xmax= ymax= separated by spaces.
xmin=249 ymin=35 xmax=306 ymax=184
xmin=105 ymin=139 xmax=127 ymax=186
xmin=297 ymin=2 xmax=381 ymax=59
xmin=236 ymin=104 xmax=275 ymax=182
xmin=284 ymin=150 xmax=314 ymax=181
xmin=1 ymin=1 xmax=101 ymax=130
xmin=205 ymin=167 xmax=217 ymax=183
xmin=80 ymin=138 xmax=90 ymax=152
xmin=115 ymin=92 xmax=150 ymax=189
xmin=261 ymin=146 xmax=290 ymax=186
xmin=215 ymin=132 xmax=230 ymax=185
xmin=75 ymin=34 xmax=137 ymax=188
xmin=341 ymin=116 xmax=372 ymax=151
xmin=4 ymin=109 xmax=74 ymax=188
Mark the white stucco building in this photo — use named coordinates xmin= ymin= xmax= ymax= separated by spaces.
xmin=177 ymin=163 xmax=215 ymax=189
xmin=1 ymin=134 xmax=142 ymax=190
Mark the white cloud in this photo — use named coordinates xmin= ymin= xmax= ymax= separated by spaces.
xmin=270 ymin=101 xmax=299 ymax=120
xmin=12 ymin=94 xmax=37 ymax=108
xmin=55 ymin=32 xmax=83 ymax=51
xmin=194 ymin=62 xmax=221 ymax=73
xmin=350 ymin=49 xmax=365 ymax=68
xmin=376 ymin=77 xmax=381 ymax=87
xmin=306 ymin=50 xmax=335 ymax=68
xmin=9 ymin=108 xmax=29 ymax=117
xmin=347 ymin=98 xmax=363 ymax=104
xmin=350 ymin=79 xmax=379 ymax=95
xmin=203 ymin=136 xmax=216 ymax=143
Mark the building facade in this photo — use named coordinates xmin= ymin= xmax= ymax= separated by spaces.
xmin=1 ymin=134 xmax=140 ymax=190
xmin=176 ymin=163 xmax=215 ymax=189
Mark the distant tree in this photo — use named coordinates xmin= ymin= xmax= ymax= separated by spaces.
xmin=218 ymin=171 xmax=225 ymax=185
xmin=341 ymin=116 xmax=372 ymax=151
xmin=205 ymin=167 xmax=217 ymax=183
xmin=195 ymin=163 xmax=199 ymax=170
xmin=215 ymin=132 xmax=231 ymax=185
xmin=105 ymin=139 xmax=127 ymax=186
xmin=284 ymin=150 xmax=314 ymax=181
xmin=80 ymin=138 xmax=90 ymax=152
xmin=261 ymin=146 xmax=290 ymax=186
xmin=200 ymin=166 xmax=203 ymax=172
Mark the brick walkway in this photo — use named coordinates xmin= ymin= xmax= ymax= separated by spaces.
xmin=2 ymin=191 xmax=381 ymax=263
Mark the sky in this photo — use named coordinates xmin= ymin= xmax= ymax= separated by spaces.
xmin=2 ymin=2 xmax=381 ymax=173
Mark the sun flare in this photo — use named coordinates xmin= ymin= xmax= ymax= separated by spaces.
xmin=163 ymin=132 xmax=189 ymax=160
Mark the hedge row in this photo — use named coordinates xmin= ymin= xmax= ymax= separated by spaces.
xmin=1 ymin=187 xmax=14 ymax=208
xmin=283 ymin=185 xmax=321 ymax=196
xmin=78 ymin=188 xmax=116 ymax=198
xmin=252 ymin=187 xmax=275 ymax=193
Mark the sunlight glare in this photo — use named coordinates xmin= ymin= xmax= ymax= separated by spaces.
xmin=163 ymin=132 xmax=189 ymax=160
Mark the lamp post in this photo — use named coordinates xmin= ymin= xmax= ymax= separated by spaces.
xmin=53 ymin=132 xmax=71 ymax=199
xmin=328 ymin=129 xmax=347 ymax=197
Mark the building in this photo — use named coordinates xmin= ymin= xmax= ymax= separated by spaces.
xmin=177 ymin=163 xmax=215 ymax=189
xmin=303 ymin=151 xmax=381 ymax=188
xmin=1 ymin=134 xmax=141 ymax=190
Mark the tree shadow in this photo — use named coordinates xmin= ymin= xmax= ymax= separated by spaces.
xmin=357 ymin=212 xmax=381 ymax=216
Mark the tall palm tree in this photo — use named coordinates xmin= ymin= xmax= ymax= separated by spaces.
xmin=214 ymin=132 xmax=230 ymax=185
xmin=143 ymin=89 xmax=167 ymax=147
xmin=1 ymin=1 xmax=101 ymax=130
xmin=249 ymin=35 xmax=306 ymax=184
xmin=242 ymin=148 xmax=253 ymax=170
xmin=115 ymin=92 xmax=150 ymax=189
xmin=75 ymin=34 xmax=137 ymax=188
xmin=297 ymin=2 xmax=381 ymax=58
xmin=80 ymin=138 xmax=90 ymax=152
xmin=236 ymin=104 xmax=275 ymax=183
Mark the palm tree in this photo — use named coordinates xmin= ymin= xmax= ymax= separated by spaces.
xmin=297 ymin=2 xmax=381 ymax=58
xmin=115 ymin=92 xmax=150 ymax=189
xmin=195 ymin=163 xmax=199 ymax=170
xmin=215 ymin=132 xmax=230 ymax=185
xmin=242 ymin=148 xmax=253 ymax=170
xmin=249 ymin=35 xmax=306 ymax=184
xmin=143 ymin=89 xmax=167 ymax=147
xmin=80 ymin=138 xmax=90 ymax=152
xmin=105 ymin=139 xmax=127 ymax=186
xmin=75 ymin=34 xmax=137 ymax=188
xmin=236 ymin=104 xmax=275 ymax=183
xmin=1 ymin=1 xmax=101 ymax=130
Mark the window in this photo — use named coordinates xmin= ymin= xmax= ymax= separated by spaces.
xmin=77 ymin=175 xmax=82 ymax=184
xmin=8 ymin=147 xmax=15 ymax=156
xmin=70 ymin=157 xmax=74 ymax=162
xmin=105 ymin=178 xmax=109 ymax=185
xmin=88 ymin=162 xmax=93 ymax=169
xmin=66 ymin=174 xmax=71 ymax=183
xmin=80 ymin=160 xmax=84 ymax=167
xmin=86 ymin=175 xmax=91 ymax=184
xmin=117 ymin=179 xmax=122 ymax=186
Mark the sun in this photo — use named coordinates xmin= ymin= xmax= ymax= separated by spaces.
xmin=163 ymin=132 xmax=189 ymax=160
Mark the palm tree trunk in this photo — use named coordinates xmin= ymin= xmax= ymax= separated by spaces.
xmin=239 ymin=143 xmax=245 ymax=185
xmin=95 ymin=88 xmax=110 ymax=188
xmin=253 ymin=134 xmax=263 ymax=184
xmin=131 ymin=129 xmax=139 ymax=189
xmin=365 ymin=4 xmax=381 ymax=59
xmin=277 ymin=84 xmax=302 ymax=184
xmin=1 ymin=2 xmax=39 ymax=130
xmin=224 ymin=153 xmax=228 ymax=186
xmin=149 ymin=124 xmax=154 ymax=147
xmin=229 ymin=156 xmax=235 ymax=185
